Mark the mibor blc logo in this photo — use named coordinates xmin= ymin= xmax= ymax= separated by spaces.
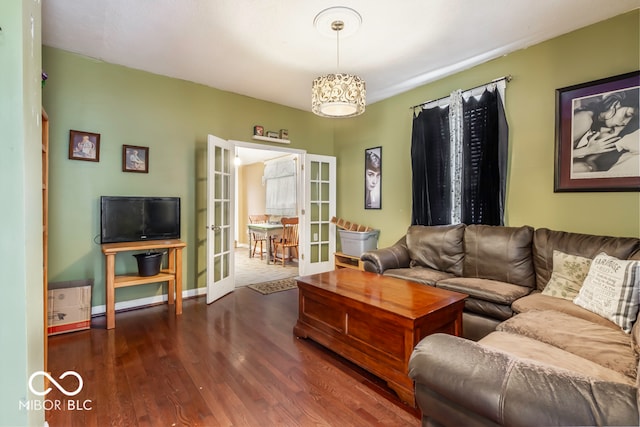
xmin=29 ymin=371 xmax=83 ymax=396
xmin=20 ymin=371 xmax=92 ymax=411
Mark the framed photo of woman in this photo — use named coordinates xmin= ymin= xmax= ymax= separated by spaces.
xmin=554 ymin=71 xmax=639 ymax=192
xmin=364 ymin=146 xmax=382 ymax=209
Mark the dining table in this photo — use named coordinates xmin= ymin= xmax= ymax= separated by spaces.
xmin=247 ymin=223 xmax=283 ymax=264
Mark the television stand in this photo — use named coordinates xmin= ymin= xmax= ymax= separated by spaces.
xmin=101 ymin=239 xmax=186 ymax=329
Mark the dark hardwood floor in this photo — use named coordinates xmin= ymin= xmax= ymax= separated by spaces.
xmin=46 ymin=287 xmax=420 ymax=426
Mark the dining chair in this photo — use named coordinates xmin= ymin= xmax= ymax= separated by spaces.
xmin=272 ymin=217 xmax=299 ymax=266
xmin=248 ymin=214 xmax=270 ymax=259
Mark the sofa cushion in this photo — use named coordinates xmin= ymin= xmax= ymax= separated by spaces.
xmin=512 ymin=292 xmax=621 ymax=330
xmin=437 ymin=277 xmax=531 ymax=321
xmin=463 ymin=224 xmax=535 ymax=288
xmin=533 ymin=228 xmax=640 ymax=291
xmin=463 ymin=299 xmax=513 ymax=321
xmin=480 ymin=331 xmax=635 ymax=386
xmin=497 ymin=311 xmax=637 ymax=379
xmin=573 ymin=253 xmax=640 ymax=333
xmin=633 ymin=319 xmax=640 ymax=359
xmin=406 ymin=224 xmax=465 ymax=276
xmin=437 ymin=277 xmax=531 ymax=305
xmin=383 ymin=267 xmax=454 ymax=287
xmin=541 ymin=250 xmax=592 ymax=301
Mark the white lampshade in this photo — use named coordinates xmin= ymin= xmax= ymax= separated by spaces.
xmin=312 ymin=7 xmax=365 ymax=118
xmin=312 ymin=73 xmax=366 ymax=118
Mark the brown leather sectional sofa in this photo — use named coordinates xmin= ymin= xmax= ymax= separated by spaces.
xmin=361 ymin=224 xmax=640 ymax=426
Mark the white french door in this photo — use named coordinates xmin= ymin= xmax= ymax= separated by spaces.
xmin=206 ymin=135 xmax=235 ymax=304
xmin=299 ymin=154 xmax=336 ymax=276
xmin=205 ymin=136 xmax=336 ymax=302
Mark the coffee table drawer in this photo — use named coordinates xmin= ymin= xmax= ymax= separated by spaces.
xmin=301 ymin=292 xmax=346 ymax=333
xmin=346 ymin=310 xmax=406 ymax=363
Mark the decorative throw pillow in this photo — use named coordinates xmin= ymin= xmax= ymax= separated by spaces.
xmin=541 ymin=250 xmax=592 ymax=300
xmin=573 ymin=252 xmax=640 ymax=333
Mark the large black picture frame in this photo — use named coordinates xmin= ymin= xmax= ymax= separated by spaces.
xmin=554 ymin=71 xmax=639 ymax=192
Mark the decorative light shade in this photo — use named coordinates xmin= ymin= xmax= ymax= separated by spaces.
xmin=312 ymin=7 xmax=365 ymax=118
xmin=312 ymin=73 xmax=366 ymax=117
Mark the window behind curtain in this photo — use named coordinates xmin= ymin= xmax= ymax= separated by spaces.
xmin=411 ymin=84 xmax=508 ymax=226
xmin=264 ymin=157 xmax=297 ymax=216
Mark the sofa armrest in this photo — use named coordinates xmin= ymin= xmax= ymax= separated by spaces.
xmin=360 ymin=236 xmax=410 ymax=273
xmin=409 ymin=334 xmax=639 ymax=427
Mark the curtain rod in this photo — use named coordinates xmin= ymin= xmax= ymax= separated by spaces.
xmin=410 ymin=75 xmax=512 ymax=110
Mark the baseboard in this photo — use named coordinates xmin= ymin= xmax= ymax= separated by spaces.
xmin=91 ymin=287 xmax=207 ymax=316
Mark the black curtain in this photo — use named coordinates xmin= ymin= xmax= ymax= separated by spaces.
xmin=461 ymin=89 xmax=508 ymax=225
xmin=411 ymin=88 xmax=508 ymax=226
xmin=411 ymin=106 xmax=450 ymax=225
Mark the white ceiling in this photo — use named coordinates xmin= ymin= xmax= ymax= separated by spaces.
xmin=236 ymin=145 xmax=288 ymax=165
xmin=42 ymin=1 xmax=639 ymax=113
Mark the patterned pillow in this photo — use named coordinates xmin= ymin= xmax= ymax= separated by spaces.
xmin=573 ymin=252 xmax=640 ymax=333
xmin=541 ymin=250 xmax=592 ymax=300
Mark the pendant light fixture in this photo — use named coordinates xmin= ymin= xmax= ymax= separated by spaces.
xmin=312 ymin=7 xmax=366 ymax=118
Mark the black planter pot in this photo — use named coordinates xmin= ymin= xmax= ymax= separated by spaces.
xmin=133 ymin=252 xmax=163 ymax=277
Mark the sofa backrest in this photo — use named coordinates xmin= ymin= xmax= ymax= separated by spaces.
xmin=532 ymin=228 xmax=640 ymax=291
xmin=463 ymin=224 xmax=536 ymax=288
xmin=406 ymin=224 xmax=466 ymax=276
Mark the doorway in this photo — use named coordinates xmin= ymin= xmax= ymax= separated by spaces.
xmin=203 ymin=135 xmax=336 ymax=304
xmin=233 ymin=143 xmax=301 ymax=287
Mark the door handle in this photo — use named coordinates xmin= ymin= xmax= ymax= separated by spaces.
xmin=206 ymin=225 xmax=221 ymax=231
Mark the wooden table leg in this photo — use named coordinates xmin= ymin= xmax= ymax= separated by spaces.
xmin=175 ymin=247 xmax=183 ymax=315
xmin=167 ymin=248 xmax=175 ymax=305
xmin=105 ymin=253 xmax=116 ymax=329
xmin=266 ymin=231 xmax=273 ymax=265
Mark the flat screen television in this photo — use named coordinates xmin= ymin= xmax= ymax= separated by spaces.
xmin=100 ymin=196 xmax=181 ymax=243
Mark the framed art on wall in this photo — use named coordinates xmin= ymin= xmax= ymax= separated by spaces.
xmin=68 ymin=130 xmax=100 ymax=162
xmin=123 ymin=145 xmax=149 ymax=173
xmin=554 ymin=70 xmax=639 ymax=192
xmin=365 ymin=146 xmax=382 ymax=209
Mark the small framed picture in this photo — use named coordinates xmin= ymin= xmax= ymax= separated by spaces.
xmin=253 ymin=125 xmax=264 ymax=136
xmin=279 ymin=129 xmax=289 ymax=140
xmin=266 ymin=131 xmax=279 ymax=139
xmin=122 ymin=145 xmax=149 ymax=173
xmin=365 ymin=146 xmax=382 ymax=209
xmin=69 ymin=130 xmax=100 ymax=162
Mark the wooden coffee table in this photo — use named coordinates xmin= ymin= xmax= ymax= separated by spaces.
xmin=294 ymin=269 xmax=467 ymax=405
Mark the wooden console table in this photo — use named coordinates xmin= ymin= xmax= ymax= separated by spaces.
xmin=334 ymin=252 xmax=364 ymax=270
xmin=101 ymin=239 xmax=186 ymax=329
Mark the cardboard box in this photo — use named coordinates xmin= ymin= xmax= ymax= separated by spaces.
xmin=47 ymin=280 xmax=92 ymax=335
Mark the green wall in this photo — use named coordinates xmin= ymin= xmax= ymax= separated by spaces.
xmin=6 ymin=8 xmax=636 ymax=425
xmin=43 ymin=11 xmax=640 ymax=308
xmin=0 ymin=1 xmax=45 ymax=425
xmin=335 ymin=10 xmax=640 ymax=247
xmin=42 ymin=47 xmax=334 ymax=307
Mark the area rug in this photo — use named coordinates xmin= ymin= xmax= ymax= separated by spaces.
xmin=248 ymin=277 xmax=298 ymax=295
